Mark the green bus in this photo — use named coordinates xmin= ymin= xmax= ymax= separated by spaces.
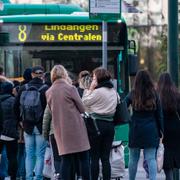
xmin=0 ymin=3 xmax=132 ymax=165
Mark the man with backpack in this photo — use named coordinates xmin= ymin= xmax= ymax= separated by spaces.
xmin=15 ymin=65 xmax=48 ymax=180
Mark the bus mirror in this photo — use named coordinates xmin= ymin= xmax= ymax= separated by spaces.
xmin=128 ymin=54 xmax=138 ymax=76
xmin=0 ymin=32 xmax=9 ymax=45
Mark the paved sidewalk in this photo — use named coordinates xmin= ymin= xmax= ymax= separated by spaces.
xmin=5 ymin=151 xmax=165 ymax=180
xmin=123 ymin=168 xmax=165 ymax=180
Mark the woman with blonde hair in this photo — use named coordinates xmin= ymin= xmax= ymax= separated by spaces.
xmin=46 ymin=65 xmax=91 ymax=180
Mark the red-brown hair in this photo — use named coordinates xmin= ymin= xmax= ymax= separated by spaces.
xmin=93 ymin=67 xmax=112 ymax=84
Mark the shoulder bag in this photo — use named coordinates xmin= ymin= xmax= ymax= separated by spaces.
xmin=113 ymin=92 xmax=131 ymax=126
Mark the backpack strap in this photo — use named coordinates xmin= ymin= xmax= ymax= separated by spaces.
xmin=25 ymin=84 xmax=28 ymax=90
xmin=25 ymin=84 xmax=47 ymax=91
xmin=38 ymin=84 xmax=48 ymax=92
xmin=25 ymin=84 xmax=39 ymax=91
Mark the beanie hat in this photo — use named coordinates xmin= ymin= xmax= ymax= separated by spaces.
xmin=23 ymin=68 xmax=32 ymax=81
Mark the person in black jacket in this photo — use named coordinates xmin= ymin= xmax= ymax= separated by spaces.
xmin=14 ymin=65 xmax=48 ymax=180
xmin=0 ymin=81 xmax=18 ymax=180
xmin=157 ymin=72 xmax=180 ymax=180
xmin=21 ymin=68 xmax=32 ymax=86
xmin=125 ymin=70 xmax=163 ymax=180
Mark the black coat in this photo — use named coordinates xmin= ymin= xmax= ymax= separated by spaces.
xmin=0 ymin=94 xmax=18 ymax=139
xmin=125 ymin=92 xmax=164 ymax=148
xmin=163 ymin=111 xmax=180 ymax=168
xmin=14 ymin=77 xmax=48 ymax=135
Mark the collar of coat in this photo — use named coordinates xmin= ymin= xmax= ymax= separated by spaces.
xmin=53 ymin=78 xmax=68 ymax=85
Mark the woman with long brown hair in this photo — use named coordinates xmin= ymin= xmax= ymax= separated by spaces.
xmin=125 ymin=70 xmax=163 ymax=180
xmin=157 ymin=72 xmax=180 ymax=180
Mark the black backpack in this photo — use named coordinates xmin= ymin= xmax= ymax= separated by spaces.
xmin=20 ymin=84 xmax=46 ymax=123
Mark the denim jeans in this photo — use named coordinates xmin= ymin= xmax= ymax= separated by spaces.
xmin=129 ymin=148 xmax=157 ymax=180
xmin=0 ymin=147 xmax=8 ymax=178
xmin=24 ymin=127 xmax=47 ymax=180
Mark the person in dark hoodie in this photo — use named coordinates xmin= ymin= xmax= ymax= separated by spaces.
xmin=0 ymin=81 xmax=18 ymax=180
xmin=21 ymin=68 xmax=32 ymax=86
xmin=11 ymin=68 xmax=32 ymax=97
xmin=15 ymin=65 xmax=48 ymax=180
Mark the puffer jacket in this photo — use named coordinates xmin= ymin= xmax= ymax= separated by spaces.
xmin=0 ymin=93 xmax=18 ymax=139
xmin=42 ymin=105 xmax=53 ymax=140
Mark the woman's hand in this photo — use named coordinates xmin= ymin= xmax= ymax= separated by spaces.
xmin=89 ymin=79 xmax=97 ymax=91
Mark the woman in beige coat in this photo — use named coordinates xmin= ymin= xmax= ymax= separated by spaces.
xmin=46 ymin=65 xmax=90 ymax=180
xmin=82 ymin=67 xmax=117 ymax=180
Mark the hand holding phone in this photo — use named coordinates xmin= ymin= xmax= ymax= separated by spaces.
xmin=89 ymin=79 xmax=97 ymax=91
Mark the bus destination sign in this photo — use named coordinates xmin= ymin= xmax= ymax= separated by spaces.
xmin=2 ymin=24 xmax=102 ymax=43
xmin=2 ymin=23 xmax=120 ymax=44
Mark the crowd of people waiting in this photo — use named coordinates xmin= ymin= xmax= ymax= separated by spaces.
xmin=0 ymin=64 xmax=180 ymax=180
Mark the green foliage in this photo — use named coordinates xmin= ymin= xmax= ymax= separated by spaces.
xmin=127 ymin=25 xmax=168 ymax=80
xmin=154 ymin=30 xmax=167 ymax=78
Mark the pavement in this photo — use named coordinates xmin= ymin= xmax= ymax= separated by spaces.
xmin=123 ymin=168 xmax=165 ymax=180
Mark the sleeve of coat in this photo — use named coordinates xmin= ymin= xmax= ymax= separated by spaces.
xmin=40 ymin=85 xmax=49 ymax=111
xmin=155 ymin=95 xmax=164 ymax=138
xmin=42 ymin=105 xmax=52 ymax=141
xmin=82 ymin=89 xmax=100 ymax=107
xmin=71 ymin=86 xmax=85 ymax=114
xmin=124 ymin=92 xmax=132 ymax=107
